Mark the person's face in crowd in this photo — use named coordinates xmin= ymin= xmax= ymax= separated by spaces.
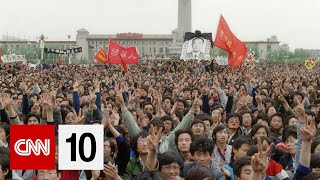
xmin=178 ymin=92 xmax=185 ymax=99
xmin=288 ymin=117 xmax=298 ymax=126
xmin=104 ymin=140 xmax=112 ymax=157
xmin=191 ymin=123 xmax=205 ymax=136
xmin=143 ymin=104 xmax=154 ymax=114
xmin=177 ymin=133 xmax=192 ymax=153
xmin=282 ymin=88 xmax=290 ymax=96
xmin=314 ymin=144 xmax=320 ymax=154
xmin=192 ymin=151 xmax=212 ymax=166
xmin=109 ymin=89 xmax=115 ymax=97
xmin=140 ymin=88 xmax=147 ymax=97
xmin=0 ymin=127 xmax=7 ymax=144
xmin=203 ymin=120 xmax=211 ymax=135
xmin=28 ymin=116 xmax=39 ymax=125
xmin=253 ymin=127 xmax=267 ymax=138
xmin=216 ymin=128 xmax=228 ymax=144
xmin=65 ymin=112 xmax=75 ymax=124
xmin=55 ymin=97 xmax=63 ymax=107
xmin=233 ymin=144 xmax=250 ymax=161
xmin=30 ymin=95 xmax=38 ymax=104
xmin=257 ymin=119 xmax=269 ymax=128
xmin=242 ymin=113 xmax=252 ymax=129
xmin=184 ymin=91 xmax=191 ymax=99
xmin=144 ymin=81 xmax=150 ymax=86
xmin=311 ymin=107 xmax=320 ymax=116
xmin=186 ymin=100 xmax=192 ymax=107
xmin=209 ymin=99 xmax=214 ymax=107
xmin=119 ymin=120 xmax=128 ymax=135
xmin=235 ymin=165 xmax=253 ymax=180
xmin=162 ymin=99 xmax=172 ymax=111
xmin=137 ymin=137 xmax=149 ymax=155
xmin=37 ymin=170 xmax=61 ymax=180
xmin=163 ymin=120 xmax=173 ymax=134
xmin=267 ymin=107 xmax=276 ymax=117
xmin=195 ymin=105 xmax=201 ymax=115
xmin=212 ymin=110 xmax=221 ymax=124
xmin=228 ymin=116 xmax=240 ymax=131
xmin=110 ymin=114 xmax=117 ymax=126
xmin=192 ymin=90 xmax=199 ymax=98
xmin=270 ymin=116 xmax=283 ymax=130
xmin=293 ymin=94 xmax=303 ymax=104
xmin=176 ymin=101 xmax=185 ymax=113
xmin=285 ymin=135 xmax=296 ymax=156
xmin=192 ymin=38 xmax=203 ymax=52
xmin=161 ymin=162 xmax=180 ymax=180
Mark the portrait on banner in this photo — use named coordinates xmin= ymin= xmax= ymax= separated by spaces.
xmin=180 ymin=31 xmax=212 ymax=61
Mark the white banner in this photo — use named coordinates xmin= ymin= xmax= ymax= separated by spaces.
xmin=1 ymin=54 xmax=26 ymax=63
xmin=216 ymin=56 xmax=228 ymax=66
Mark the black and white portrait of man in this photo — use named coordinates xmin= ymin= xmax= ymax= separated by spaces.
xmin=185 ymin=37 xmax=206 ymax=60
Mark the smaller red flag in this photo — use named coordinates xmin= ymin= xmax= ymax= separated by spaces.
xmin=57 ymin=54 xmax=61 ymax=65
xmin=94 ymin=48 xmax=108 ymax=64
xmin=123 ymin=47 xmax=140 ymax=64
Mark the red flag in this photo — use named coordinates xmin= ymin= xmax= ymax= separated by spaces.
xmin=123 ymin=47 xmax=139 ymax=64
xmin=57 ymin=54 xmax=61 ymax=65
xmin=121 ymin=58 xmax=128 ymax=73
xmin=94 ymin=48 xmax=108 ymax=64
xmin=214 ymin=15 xmax=247 ymax=69
xmin=108 ymin=38 xmax=125 ymax=64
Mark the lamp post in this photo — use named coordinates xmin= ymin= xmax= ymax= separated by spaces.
xmin=260 ymin=49 xmax=264 ymax=61
xmin=284 ymin=55 xmax=289 ymax=64
xmin=38 ymin=34 xmax=47 ymax=62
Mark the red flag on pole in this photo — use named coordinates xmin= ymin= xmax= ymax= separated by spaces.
xmin=214 ymin=15 xmax=247 ymax=69
xmin=123 ymin=47 xmax=140 ymax=64
xmin=94 ymin=48 xmax=108 ymax=64
xmin=57 ymin=54 xmax=61 ymax=65
xmin=108 ymin=38 xmax=125 ymax=64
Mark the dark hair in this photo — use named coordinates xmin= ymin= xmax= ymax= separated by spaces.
xmin=226 ymin=113 xmax=242 ymax=125
xmin=174 ymin=129 xmax=193 ymax=146
xmin=284 ymin=115 xmax=297 ymax=126
xmin=146 ymin=118 xmax=165 ymax=131
xmin=131 ymin=131 xmax=149 ymax=157
xmin=246 ymin=145 xmax=258 ymax=157
xmin=0 ymin=122 xmax=9 ymax=143
xmin=176 ymin=99 xmax=187 ymax=108
xmin=158 ymin=151 xmax=184 ymax=171
xmin=197 ymin=113 xmax=213 ymax=126
xmin=233 ymin=156 xmax=252 ymax=178
xmin=232 ymin=138 xmax=252 ymax=152
xmin=190 ymin=137 xmax=214 ymax=156
xmin=302 ymin=172 xmax=320 ymax=180
xmin=293 ymin=91 xmax=304 ymax=100
xmin=270 ymin=113 xmax=284 ymax=122
xmin=311 ymin=139 xmax=320 ymax=154
xmin=104 ymin=137 xmax=116 ymax=156
xmin=133 ymin=171 xmax=164 ymax=180
xmin=250 ymin=123 xmax=268 ymax=139
xmin=212 ymin=124 xmax=227 ymax=140
xmin=186 ymin=165 xmax=214 ymax=180
xmin=162 ymin=96 xmax=174 ymax=106
xmin=191 ymin=119 xmax=206 ymax=131
xmin=24 ymin=113 xmax=41 ymax=124
xmin=160 ymin=115 xmax=173 ymax=123
xmin=310 ymin=153 xmax=320 ymax=169
xmin=0 ymin=154 xmax=12 ymax=179
xmin=105 ymin=126 xmax=125 ymax=138
xmin=282 ymin=125 xmax=297 ymax=142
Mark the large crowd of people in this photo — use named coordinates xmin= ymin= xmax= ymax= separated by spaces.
xmin=0 ymin=59 xmax=320 ymax=180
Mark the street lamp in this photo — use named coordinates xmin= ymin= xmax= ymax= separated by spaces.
xmin=284 ymin=55 xmax=289 ymax=64
xmin=37 ymin=34 xmax=47 ymax=62
xmin=260 ymin=49 xmax=264 ymax=61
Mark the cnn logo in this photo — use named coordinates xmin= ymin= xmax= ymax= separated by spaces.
xmin=10 ymin=125 xmax=55 ymax=169
xmin=14 ymin=139 xmax=50 ymax=156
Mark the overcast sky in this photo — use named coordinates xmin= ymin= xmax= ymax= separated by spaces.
xmin=1 ymin=0 xmax=319 ymax=50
